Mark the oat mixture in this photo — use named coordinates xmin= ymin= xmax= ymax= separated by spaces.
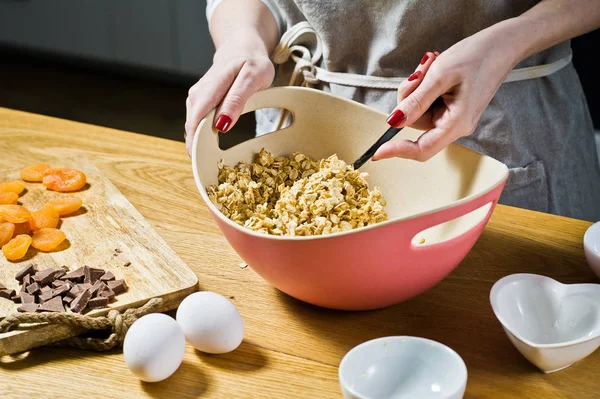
xmin=207 ymin=149 xmax=387 ymax=236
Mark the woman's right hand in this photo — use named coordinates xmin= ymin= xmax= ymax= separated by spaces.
xmin=185 ymin=33 xmax=275 ymax=156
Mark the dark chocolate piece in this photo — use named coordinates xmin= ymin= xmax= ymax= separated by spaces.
xmin=53 ymin=269 xmax=66 ymax=280
xmin=61 ymin=265 xmax=70 ymax=271
xmin=19 ymin=282 xmax=28 ymax=294
xmin=84 ymin=266 xmax=105 ymax=284
xmin=61 ymin=266 xmax=85 ymax=281
xmin=38 ymin=290 xmax=53 ymax=303
xmin=123 ymin=262 xmax=131 ymax=267
xmin=76 ymin=283 xmax=93 ymax=291
xmin=0 ymin=289 xmax=16 ymax=299
xmin=63 ymin=296 xmax=74 ymax=305
xmin=89 ymin=281 xmax=106 ymax=297
xmin=40 ymin=285 xmax=52 ymax=294
xmin=99 ymin=271 xmax=116 ymax=282
xmin=34 ymin=268 xmax=56 ymax=285
xmin=22 ymin=274 xmax=32 ymax=287
xmin=52 ymin=284 xmax=70 ymax=298
xmin=88 ymin=297 xmax=109 ymax=309
xmin=18 ymin=303 xmax=40 ymax=313
xmin=11 ymin=295 xmax=21 ymax=303
xmin=26 ymin=282 xmax=41 ymax=295
xmin=15 ymin=264 xmax=35 ymax=283
xmin=37 ymin=296 xmax=65 ymax=312
xmin=52 ymin=280 xmax=65 ymax=288
xmin=70 ymin=289 xmax=92 ymax=313
xmin=67 ymin=285 xmax=83 ymax=298
xmin=20 ymin=292 xmax=35 ymax=304
xmin=98 ymin=286 xmax=116 ymax=300
xmin=107 ymin=280 xmax=127 ymax=295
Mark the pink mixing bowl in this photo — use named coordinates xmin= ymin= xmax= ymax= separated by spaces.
xmin=192 ymin=87 xmax=508 ymax=310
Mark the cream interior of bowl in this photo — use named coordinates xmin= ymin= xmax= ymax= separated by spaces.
xmin=193 ymin=87 xmax=508 ymax=243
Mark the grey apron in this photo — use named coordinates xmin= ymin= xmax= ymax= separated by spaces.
xmin=210 ymin=0 xmax=600 ymax=221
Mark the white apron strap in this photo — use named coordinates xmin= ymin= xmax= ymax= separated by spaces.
xmin=272 ymin=21 xmax=573 ymax=90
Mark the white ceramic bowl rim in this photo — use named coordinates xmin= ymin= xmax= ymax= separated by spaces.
xmin=584 ymin=221 xmax=600 ymax=257
xmin=490 ymin=273 xmax=600 ymax=349
xmin=191 ymin=102 xmax=508 ymax=243
xmin=338 ymin=336 xmax=468 ymax=399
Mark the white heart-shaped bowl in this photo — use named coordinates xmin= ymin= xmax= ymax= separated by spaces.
xmin=490 ymin=273 xmax=600 ymax=373
xmin=584 ymin=221 xmax=600 ymax=279
xmin=338 ymin=336 xmax=467 ymax=399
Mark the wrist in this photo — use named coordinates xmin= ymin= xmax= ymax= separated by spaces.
xmin=490 ymin=16 xmax=544 ymax=66
xmin=213 ymin=29 xmax=271 ymax=62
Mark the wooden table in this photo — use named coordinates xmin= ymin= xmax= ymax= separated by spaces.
xmin=0 ymin=107 xmax=598 ymax=398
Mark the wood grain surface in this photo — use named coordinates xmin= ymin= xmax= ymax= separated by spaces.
xmin=0 ymin=107 xmax=598 ymax=398
xmin=0 ymin=157 xmax=199 ymax=356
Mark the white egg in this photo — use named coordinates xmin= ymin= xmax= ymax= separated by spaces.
xmin=176 ymin=291 xmax=244 ymax=354
xmin=123 ymin=313 xmax=186 ymax=382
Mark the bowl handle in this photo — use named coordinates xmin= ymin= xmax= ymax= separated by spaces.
xmin=403 ymin=182 xmax=505 ymax=246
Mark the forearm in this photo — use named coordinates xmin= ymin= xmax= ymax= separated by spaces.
xmin=209 ymin=0 xmax=279 ymax=56
xmin=493 ymin=0 xmax=600 ymax=64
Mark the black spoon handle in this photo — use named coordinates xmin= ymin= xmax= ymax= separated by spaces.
xmin=352 ymin=127 xmax=403 ymax=170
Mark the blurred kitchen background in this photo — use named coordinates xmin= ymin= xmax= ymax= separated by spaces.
xmin=0 ymin=0 xmax=599 ymax=159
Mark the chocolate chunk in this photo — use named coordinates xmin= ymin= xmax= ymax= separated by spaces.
xmin=89 ymin=281 xmax=106 ymax=297
xmin=19 ymin=283 xmax=28 ymax=294
xmin=123 ymin=262 xmax=131 ymax=267
xmin=40 ymin=285 xmax=52 ymax=294
xmin=53 ymin=269 xmax=67 ymax=280
xmin=15 ymin=264 xmax=35 ymax=283
xmin=77 ymin=283 xmax=93 ymax=291
xmin=18 ymin=303 xmax=40 ymax=313
xmin=98 ymin=285 xmax=116 ymax=300
xmin=107 ymin=280 xmax=127 ymax=295
xmin=61 ymin=265 xmax=70 ymax=271
xmin=88 ymin=297 xmax=109 ymax=309
xmin=84 ymin=266 xmax=105 ymax=284
xmin=20 ymin=292 xmax=35 ymax=304
xmin=22 ymin=274 xmax=32 ymax=287
xmin=11 ymin=295 xmax=21 ymax=303
xmin=67 ymin=285 xmax=83 ymax=298
xmin=37 ymin=296 xmax=65 ymax=312
xmin=52 ymin=280 xmax=65 ymax=288
xmin=70 ymin=289 xmax=92 ymax=313
xmin=63 ymin=296 xmax=74 ymax=305
xmin=34 ymin=268 xmax=56 ymax=285
xmin=61 ymin=266 xmax=85 ymax=281
xmin=52 ymin=284 xmax=70 ymax=298
xmin=39 ymin=290 xmax=54 ymax=303
xmin=0 ymin=289 xmax=16 ymax=299
xmin=26 ymin=283 xmax=41 ymax=295
xmin=99 ymin=271 xmax=115 ymax=282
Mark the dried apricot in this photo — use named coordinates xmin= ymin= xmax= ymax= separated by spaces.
xmin=0 ymin=222 xmax=15 ymax=247
xmin=42 ymin=168 xmax=86 ymax=192
xmin=2 ymin=234 xmax=32 ymax=261
xmin=0 ymin=205 xmax=32 ymax=223
xmin=45 ymin=197 xmax=83 ymax=216
xmin=0 ymin=192 xmax=18 ymax=205
xmin=29 ymin=206 xmax=59 ymax=230
xmin=31 ymin=228 xmax=66 ymax=251
xmin=0 ymin=180 xmax=25 ymax=195
xmin=20 ymin=164 xmax=52 ymax=182
xmin=13 ymin=222 xmax=32 ymax=237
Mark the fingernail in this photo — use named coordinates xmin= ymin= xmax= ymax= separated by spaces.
xmin=215 ymin=114 xmax=232 ymax=132
xmin=386 ymin=109 xmax=406 ymax=127
xmin=434 ymin=51 xmax=440 ymax=56
xmin=420 ymin=53 xmax=429 ymax=65
xmin=407 ymin=71 xmax=421 ymax=82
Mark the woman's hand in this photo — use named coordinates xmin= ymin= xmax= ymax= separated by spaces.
xmin=373 ymin=24 xmax=523 ymax=162
xmin=185 ymin=33 xmax=275 ymax=156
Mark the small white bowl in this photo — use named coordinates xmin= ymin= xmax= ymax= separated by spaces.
xmin=338 ymin=336 xmax=467 ymax=399
xmin=490 ymin=273 xmax=600 ymax=373
xmin=584 ymin=221 xmax=600 ymax=279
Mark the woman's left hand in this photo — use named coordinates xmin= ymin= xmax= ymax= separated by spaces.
xmin=373 ymin=25 xmax=523 ymax=162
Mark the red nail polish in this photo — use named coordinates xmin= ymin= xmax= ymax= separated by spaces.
xmin=386 ymin=109 xmax=406 ymax=127
xmin=420 ymin=53 xmax=429 ymax=65
xmin=434 ymin=51 xmax=440 ymax=56
xmin=215 ymin=114 xmax=232 ymax=132
xmin=408 ymin=71 xmax=421 ymax=82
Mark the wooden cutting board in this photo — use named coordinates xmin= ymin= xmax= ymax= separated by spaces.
xmin=0 ymin=157 xmax=198 ymax=356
